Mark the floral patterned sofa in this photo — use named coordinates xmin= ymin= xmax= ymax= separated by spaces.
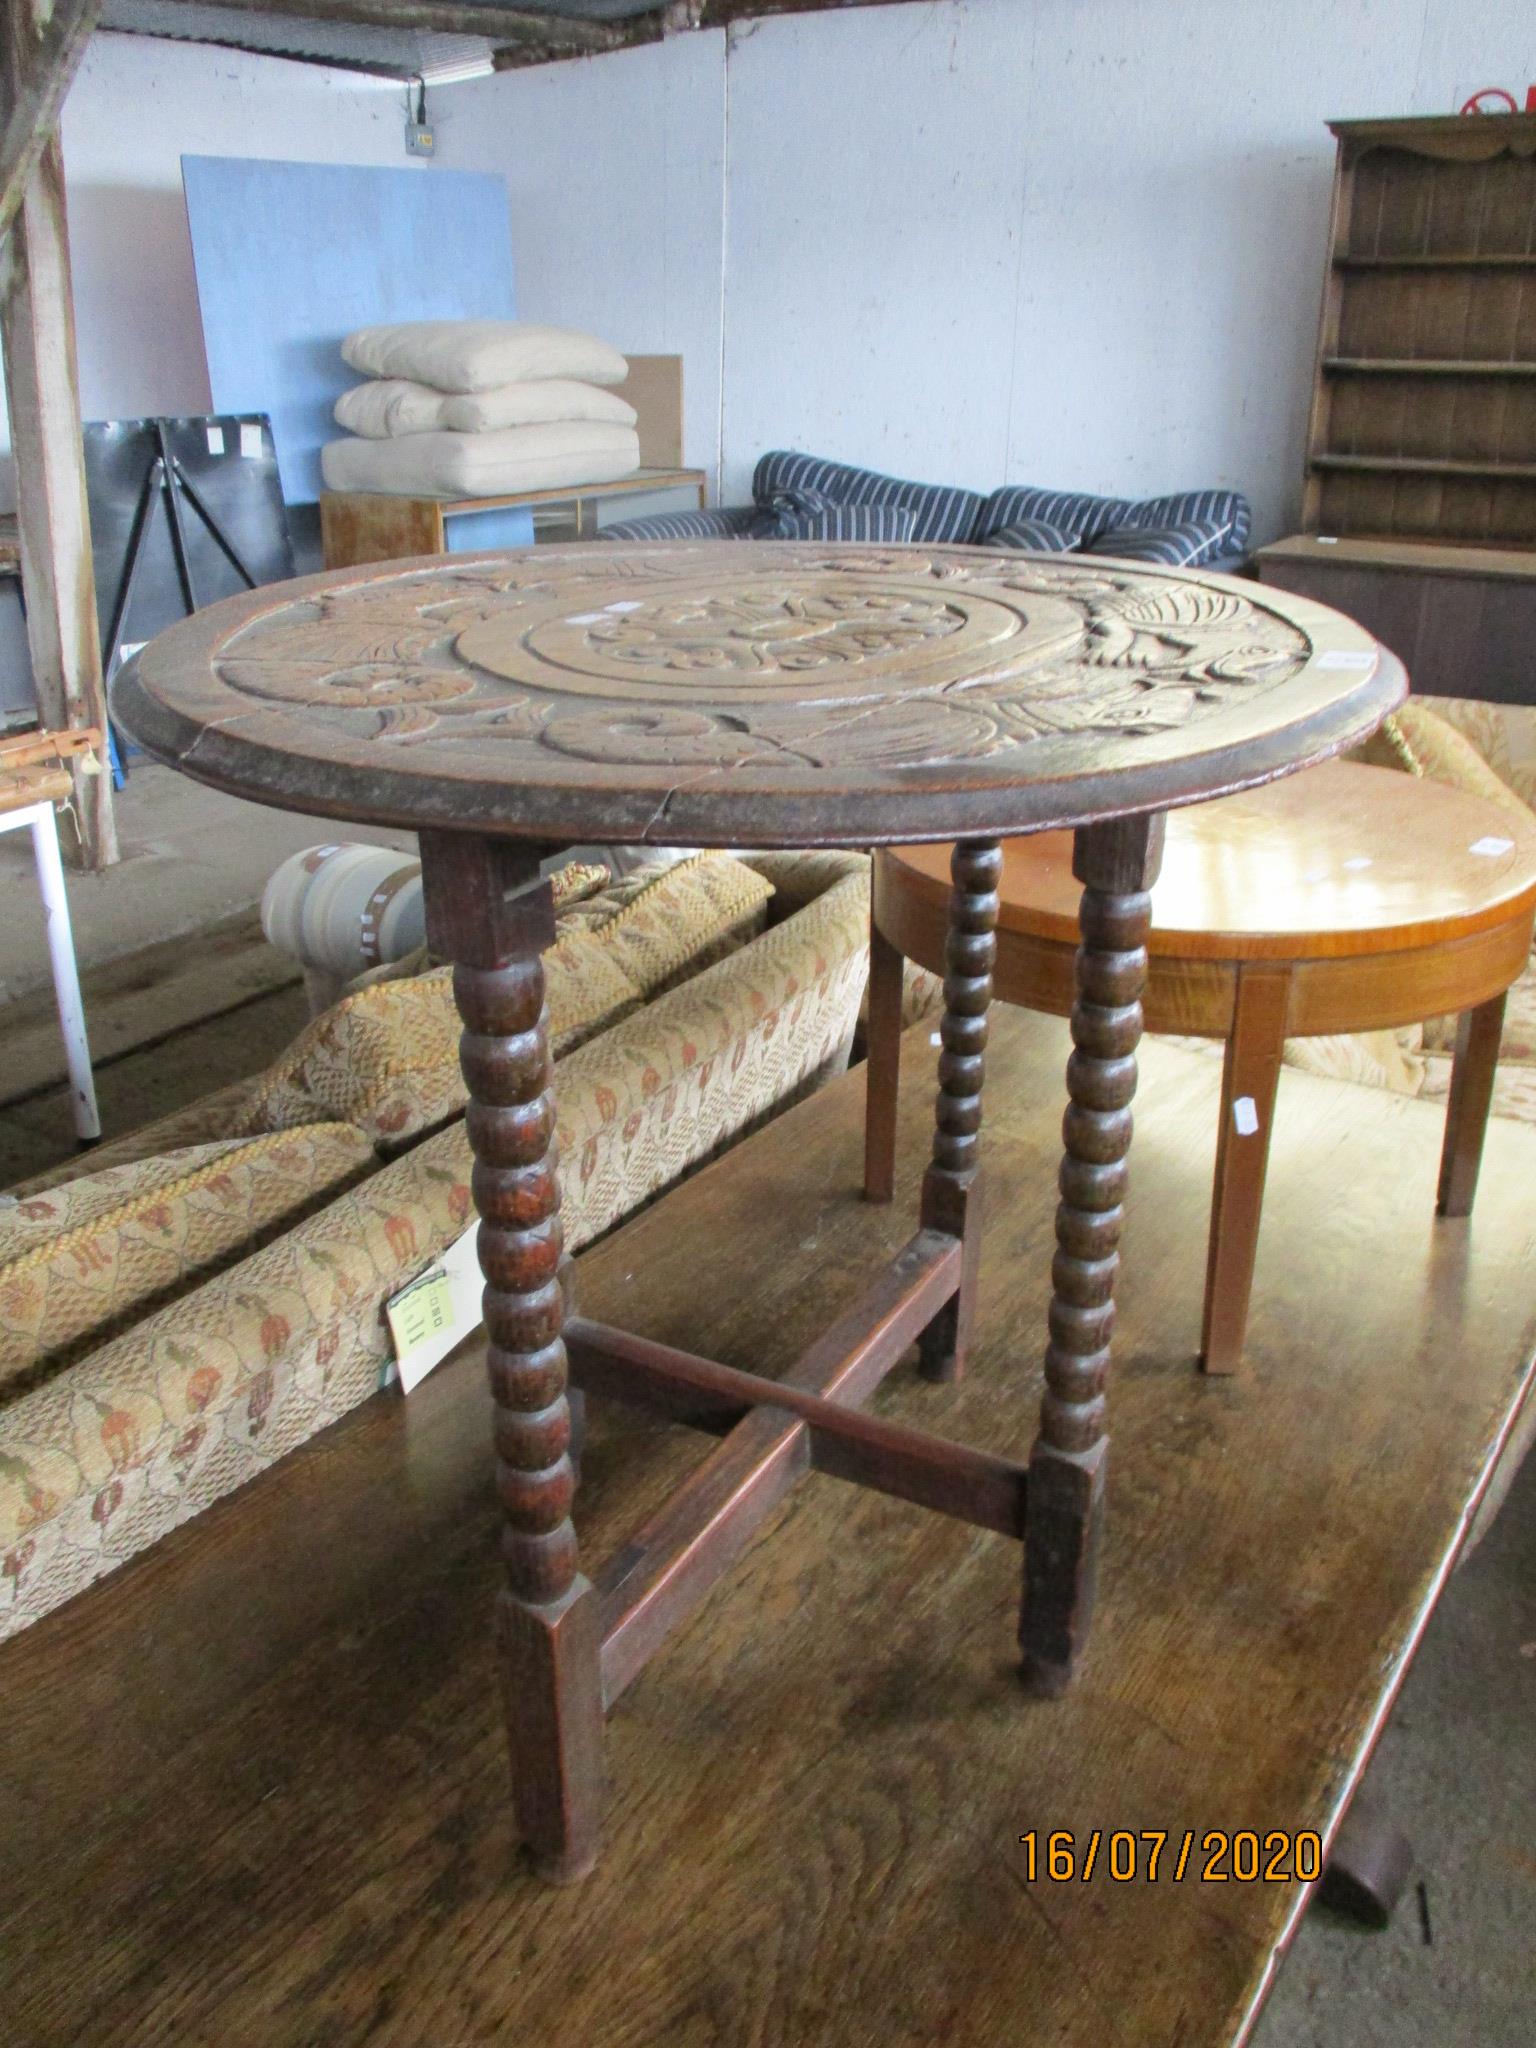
xmin=0 ymin=849 xmax=872 ymax=1639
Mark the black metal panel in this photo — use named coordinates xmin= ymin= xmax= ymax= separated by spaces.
xmin=83 ymin=414 xmax=294 ymax=668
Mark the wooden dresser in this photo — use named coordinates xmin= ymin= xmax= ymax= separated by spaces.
xmin=1256 ymin=113 xmax=1536 ymax=703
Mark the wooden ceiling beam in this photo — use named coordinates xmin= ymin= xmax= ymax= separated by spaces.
xmin=0 ymin=0 xmax=100 ymax=243
xmin=684 ymin=0 xmax=931 ymax=24
xmin=163 ymin=0 xmax=652 ymax=55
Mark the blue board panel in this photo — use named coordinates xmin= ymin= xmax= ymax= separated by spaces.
xmin=181 ymin=155 xmax=531 ymax=546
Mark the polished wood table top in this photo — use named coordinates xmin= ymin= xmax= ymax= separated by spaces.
xmin=882 ymin=757 xmax=1536 ymax=959
xmin=870 ymin=758 xmax=1536 ymax=1377
xmin=111 ymin=541 xmax=1403 ymax=845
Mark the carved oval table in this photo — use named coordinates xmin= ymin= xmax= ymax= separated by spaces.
xmin=113 ymin=541 xmax=1405 ymax=1884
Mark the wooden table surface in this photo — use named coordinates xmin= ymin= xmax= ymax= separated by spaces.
xmin=885 ymin=756 xmax=1536 ymax=959
xmin=3 ymin=1014 xmax=1532 ymax=2048
xmin=110 ymin=542 xmax=1403 ymax=846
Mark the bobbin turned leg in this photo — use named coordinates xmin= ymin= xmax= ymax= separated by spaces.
xmin=419 ymin=831 xmax=604 ymax=1885
xmin=1020 ymin=813 xmax=1164 ymax=1695
xmin=917 ymin=838 xmax=1001 ymax=1383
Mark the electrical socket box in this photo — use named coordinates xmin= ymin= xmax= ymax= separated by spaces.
xmin=405 ymin=121 xmax=436 ymax=158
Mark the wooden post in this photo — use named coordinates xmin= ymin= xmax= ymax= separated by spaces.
xmin=1 ymin=129 xmax=115 ymax=868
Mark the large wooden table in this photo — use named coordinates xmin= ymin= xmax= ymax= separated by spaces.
xmin=3 ymin=1016 xmax=1533 ymax=2047
xmin=112 ymin=541 xmax=1402 ymax=1883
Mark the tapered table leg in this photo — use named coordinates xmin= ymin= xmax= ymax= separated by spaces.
xmin=1437 ymin=992 xmax=1507 ymax=1218
xmin=1021 ymin=812 xmax=1164 ymax=1694
xmin=917 ymin=839 xmax=1001 ymax=1383
xmin=1200 ymin=963 xmax=1290 ymax=1376
xmin=420 ymin=831 xmax=605 ymax=1885
xmin=863 ymin=907 xmax=906 ymax=1205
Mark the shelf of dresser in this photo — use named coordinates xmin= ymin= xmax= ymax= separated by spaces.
xmin=1323 ymin=357 xmax=1536 ymax=377
xmin=1308 ymin=453 xmax=1536 ymax=480
xmin=1335 ymin=251 xmax=1536 ymax=271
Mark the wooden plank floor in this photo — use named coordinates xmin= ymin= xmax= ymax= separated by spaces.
xmin=3 ymin=1011 xmax=1533 ymax=2048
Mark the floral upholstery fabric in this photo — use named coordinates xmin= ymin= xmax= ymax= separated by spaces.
xmin=241 ymin=853 xmax=776 ymax=1154
xmin=556 ymin=852 xmax=775 ymax=992
xmin=0 ymin=852 xmax=872 ymax=1638
xmin=1400 ymin=697 xmax=1536 ymax=815
xmin=240 ymin=930 xmax=643 ymax=1153
xmin=0 ymin=1125 xmax=374 ymax=1398
xmin=1351 ymin=698 xmax=1533 ymax=824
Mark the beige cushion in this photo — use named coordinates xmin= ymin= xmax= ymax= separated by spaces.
xmin=241 ymin=927 xmax=644 ymax=1152
xmin=334 ymin=378 xmax=638 ymax=439
xmin=242 ymin=857 xmax=775 ymax=1150
xmin=0 ymin=1125 xmax=374 ymax=1399
xmin=321 ymin=422 xmax=640 ymax=499
xmin=575 ymin=854 xmax=776 ymax=997
xmin=341 ymin=320 xmax=627 ymax=392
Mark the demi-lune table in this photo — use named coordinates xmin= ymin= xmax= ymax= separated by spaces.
xmin=112 ymin=541 xmax=1403 ymax=1883
xmin=866 ymin=759 xmax=1536 ymax=1374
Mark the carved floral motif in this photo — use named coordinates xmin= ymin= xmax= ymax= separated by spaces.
xmin=208 ymin=546 xmax=1318 ymax=774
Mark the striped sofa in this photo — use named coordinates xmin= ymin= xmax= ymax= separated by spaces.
xmin=604 ymin=450 xmax=1251 ymax=570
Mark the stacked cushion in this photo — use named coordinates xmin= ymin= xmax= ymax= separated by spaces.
xmin=335 ymin=377 xmax=638 ymax=439
xmin=322 ymin=422 xmax=641 ymax=499
xmin=341 ymin=320 xmax=627 ymax=391
xmin=324 ymin=320 xmax=640 ymax=499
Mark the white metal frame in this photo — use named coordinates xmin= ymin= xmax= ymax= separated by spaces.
xmin=2 ymin=796 xmax=100 ymax=1141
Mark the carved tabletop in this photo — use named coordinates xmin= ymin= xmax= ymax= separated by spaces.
xmin=110 ymin=539 xmax=1411 ymax=1888
xmin=112 ymin=542 xmax=1404 ymax=846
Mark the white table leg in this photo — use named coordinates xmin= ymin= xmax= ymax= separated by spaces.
xmin=3 ymin=799 xmax=101 ymax=1142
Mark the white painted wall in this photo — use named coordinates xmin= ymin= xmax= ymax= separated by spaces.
xmin=437 ymin=32 xmax=727 ymax=512
xmin=0 ymin=30 xmax=421 ymax=511
xmin=7 ymin=0 xmax=1533 ymax=546
xmin=444 ymin=0 xmax=1536 ymax=546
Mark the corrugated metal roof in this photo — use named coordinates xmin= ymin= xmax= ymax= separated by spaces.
xmin=99 ymin=0 xmax=666 ymax=81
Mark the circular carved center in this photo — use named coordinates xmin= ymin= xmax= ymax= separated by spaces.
xmin=454 ymin=571 xmax=1086 ymax=704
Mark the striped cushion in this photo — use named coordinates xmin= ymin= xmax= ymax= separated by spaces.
xmin=976 ymin=484 xmax=1250 ymax=565
xmin=601 ymin=507 xmax=757 ymax=542
xmin=749 ymin=483 xmax=837 ymax=537
xmin=1088 ymin=522 xmax=1215 ymax=566
xmin=979 ymin=518 xmax=1078 ymax=554
xmin=752 ymin=451 xmax=983 ymax=545
xmin=1114 ymin=488 xmax=1249 ymax=562
xmin=977 ymin=486 xmax=1134 ymax=543
xmin=772 ymin=504 xmax=917 ymax=543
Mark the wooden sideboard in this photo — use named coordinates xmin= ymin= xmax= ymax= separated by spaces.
xmin=1254 ymin=533 xmax=1536 ymax=702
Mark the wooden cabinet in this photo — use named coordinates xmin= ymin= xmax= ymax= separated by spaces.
xmin=1259 ymin=115 xmax=1536 ymax=702
xmin=1304 ymin=113 xmax=1536 ymax=545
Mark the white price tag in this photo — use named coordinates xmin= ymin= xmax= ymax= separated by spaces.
xmin=239 ymin=422 xmax=263 ymax=459
xmin=206 ymin=425 xmax=225 ymax=456
xmin=384 ymin=1222 xmax=483 ymax=1393
xmin=1232 ymin=1096 xmax=1260 ymax=1138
